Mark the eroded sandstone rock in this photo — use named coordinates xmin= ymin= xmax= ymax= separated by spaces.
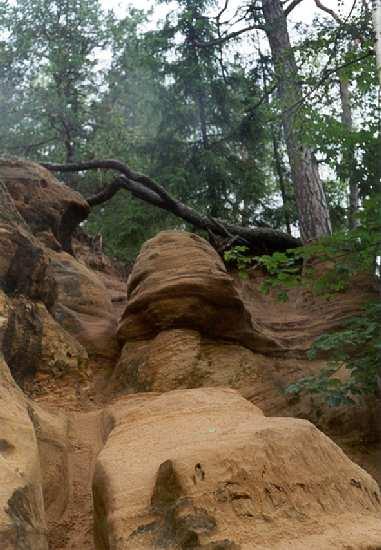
xmin=93 ymin=387 xmax=381 ymax=550
xmin=27 ymin=404 xmax=70 ymax=527
xmin=0 ymin=158 xmax=89 ymax=252
xmin=111 ymin=231 xmax=379 ymax=451
xmin=117 ymin=231 xmax=273 ymax=351
xmin=49 ymin=249 xmax=120 ymax=359
xmin=0 ymin=159 xmax=120 ymax=385
xmin=2 ymin=297 xmax=88 ymax=389
xmin=0 ymin=356 xmax=47 ymax=549
xmin=234 ymin=267 xmax=378 ymax=354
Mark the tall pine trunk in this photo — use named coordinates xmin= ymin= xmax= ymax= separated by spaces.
xmin=373 ymin=0 xmax=381 ymax=86
xmin=271 ymin=127 xmax=292 ymax=235
xmin=262 ymin=0 xmax=332 ymax=242
xmin=339 ymin=76 xmax=359 ymax=229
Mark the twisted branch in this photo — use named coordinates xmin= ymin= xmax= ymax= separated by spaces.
xmin=41 ymin=159 xmax=300 ymax=253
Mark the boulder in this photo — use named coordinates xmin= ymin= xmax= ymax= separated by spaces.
xmin=0 ymin=356 xmax=47 ymax=549
xmin=117 ymin=231 xmax=273 ymax=351
xmin=111 ymin=231 xmax=378 ymax=448
xmin=2 ymin=296 xmax=88 ymax=389
xmin=93 ymin=387 xmax=381 ymax=550
xmin=0 ymin=158 xmax=120 ymax=368
xmin=0 ymin=158 xmax=89 ymax=252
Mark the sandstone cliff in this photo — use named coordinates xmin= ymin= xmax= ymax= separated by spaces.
xmin=0 ymin=158 xmax=380 ymax=549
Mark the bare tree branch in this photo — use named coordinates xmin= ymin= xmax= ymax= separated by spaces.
xmin=284 ymin=0 xmax=305 ymax=16
xmin=86 ymin=177 xmax=126 ymax=207
xmin=41 ymin=159 xmax=177 ymax=207
xmin=216 ymin=0 xmax=229 ymax=22
xmin=314 ymin=0 xmax=342 ymax=23
xmin=41 ymin=160 xmax=300 ymax=253
xmin=195 ymin=24 xmax=264 ymax=47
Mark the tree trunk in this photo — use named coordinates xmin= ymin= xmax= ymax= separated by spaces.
xmin=339 ymin=76 xmax=359 ymax=229
xmin=372 ymin=0 xmax=381 ymax=86
xmin=197 ymin=88 xmax=219 ymax=217
xmin=271 ymin=129 xmax=292 ymax=235
xmin=262 ymin=0 xmax=332 ymax=242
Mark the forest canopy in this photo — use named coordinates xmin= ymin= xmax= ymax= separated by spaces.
xmin=0 ymin=0 xmax=379 ymax=259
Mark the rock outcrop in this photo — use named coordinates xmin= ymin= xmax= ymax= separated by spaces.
xmin=0 ymin=356 xmax=47 ymax=549
xmin=48 ymin=249 xmax=119 ymax=359
xmin=93 ymin=387 xmax=381 ymax=550
xmin=0 ymin=159 xmax=380 ymax=550
xmin=0 ymin=158 xmax=123 ymax=393
xmin=110 ymin=230 xmax=379 ymax=444
xmin=117 ymin=231 xmax=272 ymax=350
xmin=0 ymin=158 xmax=89 ymax=252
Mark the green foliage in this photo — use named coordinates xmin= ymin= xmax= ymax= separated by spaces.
xmin=0 ymin=0 xmax=379 ymax=261
xmin=78 ymin=0 xmax=275 ymax=257
xmin=0 ymin=0 xmax=109 ymax=161
xmin=225 ymin=195 xmax=381 ymax=404
xmin=286 ymin=302 xmax=381 ymax=406
xmin=223 ymin=245 xmax=252 ymax=279
xmin=293 ymin=5 xmax=380 ymax=220
xmin=253 ymin=195 xmax=381 ymax=298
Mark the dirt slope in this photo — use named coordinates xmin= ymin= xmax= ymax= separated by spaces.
xmin=46 ymin=410 xmax=105 ymax=550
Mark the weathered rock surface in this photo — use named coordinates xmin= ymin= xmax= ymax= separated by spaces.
xmin=234 ymin=267 xmax=378 ymax=354
xmin=0 ymin=158 xmax=89 ymax=252
xmin=0 ymin=356 xmax=47 ymax=549
xmin=0 ymin=160 xmax=126 ymax=547
xmin=93 ymin=387 xmax=381 ymax=550
xmin=0 ymin=221 xmax=56 ymax=306
xmin=112 ymin=231 xmax=378 ymax=442
xmin=110 ymin=328 xmax=324 ymax=414
xmin=117 ymin=231 xmax=273 ymax=351
xmin=0 ymin=160 xmax=380 ymax=550
xmin=48 ymin=249 xmax=119 ymax=359
xmin=35 ymin=408 xmax=107 ymax=550
xmin=0 ymin=158 xmax=122 ymax=391
xmin=28 ymin=404 xmax=70 ymax=528
xmin=2 ymin=296 xmax=88 ymax=389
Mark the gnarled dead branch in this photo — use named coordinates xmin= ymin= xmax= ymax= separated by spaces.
xmin=41 ymin=159 xmax=300 ymax=254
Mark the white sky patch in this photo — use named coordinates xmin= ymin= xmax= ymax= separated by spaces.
xmin=102 ymin=0 xmax=356 ymax=26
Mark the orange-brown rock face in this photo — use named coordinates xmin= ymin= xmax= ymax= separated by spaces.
xmin=0 ymin=158 xmax=89 ymax=252
xmin=117 ymin=231 xmax=273 ymax=351
xmin=111 ymin=230 xmax=379 ymax=448
xmin=0 ymin=356 xmax=48 ymax=549
xmin=0 ymin=159 xmax=123 ymax=394
xmin=48 ymin=249 xmax=120 ymax=360
xmin=0 ymin=160 xmax=380 ymax=549
xmin=234 ymin=267 xmax=378 ymax=354
xmin=2 ymin=295 xmax=88 ymax=387
xmin=112 ymin=231 xmax=281 ymax=399
xmin=93 ymin=387 xmax=381 ymax=550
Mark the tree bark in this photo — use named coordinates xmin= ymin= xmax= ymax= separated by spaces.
xmin=372 ymin=0 xmax=381 ymax=86
xmin=271 ymin=128 xmax=292 ymax=235
xmin=262 ymin=0 xmax=332 ymax=242
xmin=41 ymin=159 xmax=300 ymax=253
xmin=313 ymin=1 xmax=360 ymax=229
xmin=339 ymin=76 xmax=359 ymax=229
